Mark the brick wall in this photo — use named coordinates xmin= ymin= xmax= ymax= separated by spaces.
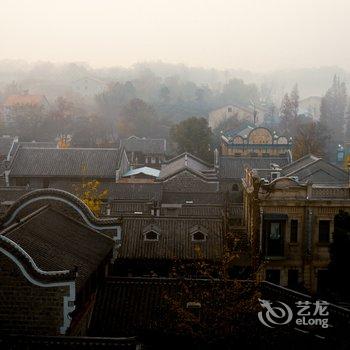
xmin=0 ymin=253 xmax=69 ymax=335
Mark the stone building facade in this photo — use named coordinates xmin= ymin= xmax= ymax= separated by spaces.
xmin=243 ymin=170 xmax=350 ymax=293
xmin=221 ymin=124 xmax=292 ymax=158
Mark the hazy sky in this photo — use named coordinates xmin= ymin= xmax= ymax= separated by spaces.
xmin=0 ymin=0 xmax=349 ymax=71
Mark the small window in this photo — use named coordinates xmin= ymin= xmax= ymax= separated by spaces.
xmin=271 ymin=172 xmax=280 ymax=180
xmin=317 ymin=269 xmax=330 ymax=294
xmin=228 ymin=107 xmax=232 ymax=113
xmin=269 ymin=222 xmax=281 ymax=239
xmin=234 ymin=153 xmax=241 ymax=157
xmin=144 ymin=231 xmax=159 ymax=241
xmin=151 ymin=157 xmax=156 ymax=164
xmin=186 ymin=302 xmax=201 ymax=318
xmin=319 ymin=220 xmax=330 ymax=243
xmin=250 ymin=152 xmax=258 ymax=157
xmin=43 ymin=178 xmax=50 ymax=188
xmin=262 ymin=153 xmax=270 ymax=157
xmin=290 ymin=220 xmax=298 ymax=243
xmin=337 ymin=151 xmax=344 ymax=162
xmin=192 ymin=231 xmax=206 ymax=242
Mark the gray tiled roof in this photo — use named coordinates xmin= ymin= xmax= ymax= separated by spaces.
xmin=219 ymin=156 xmax=291 ymax=179
xmin=281 ymin=154 xmax=320 ymax=174
xmin=159 ymin=153 xmax=216 ymax=179
xmin=19 ymin=141 xmax=57 ymax=148
xmin=118 ymin=216 xmax=223 ymax=260
xmin=3 ymin=206 xmax=113 ymax=291
xmin=108 ymin=183 xmax=162 ymax=200
xmin=161 ymin=191 xmax=224 ymax=205
xmin=9 ymin=147 xmax=123 ymax=178
xmin=281 ymin=154 xmax=348 ymax=184
xmin=121 ymin=136 xmax=166 ymax=154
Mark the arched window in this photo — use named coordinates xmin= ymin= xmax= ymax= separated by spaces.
xmin=192 ymin=231 xmax=206 ymax=241
xmin=232 ymin=184 xmax=239 ymax=191
xmin=144 ymin=230 xmax=159 ymax=241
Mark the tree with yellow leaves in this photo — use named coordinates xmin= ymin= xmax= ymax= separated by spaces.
xmin=73 ymin=179 xmax=108 ymax=216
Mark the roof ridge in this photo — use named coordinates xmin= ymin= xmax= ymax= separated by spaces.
xmin=19 ymin=147 xmax=120 ymax=151
xmin=48 ymin=207 xmax=114 ymax=242
xmin=1 ymin=204 xmax=50 ymax=236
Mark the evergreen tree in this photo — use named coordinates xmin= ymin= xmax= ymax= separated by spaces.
xmin=170 ymin=117 xmax=213 ymax=162
xmin=290 ymin=84 xmax=299 ymax=119
xmin=320 ymin=76 xmax=347 ymax=153
xmin=279 ymin=93 xmax=294 ymax=134
xmin=345 ymin=103 xmax=350 ymax=141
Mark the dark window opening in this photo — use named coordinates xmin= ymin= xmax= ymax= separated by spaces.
xmin=43 ymin=178 xmax=50 ymax=188
xmin=317 ymin=269 xmax=330 ymax=295
xmin=271 ymin=172 xmax=280 ymax=180
xmin=266 ymin=269 xmax=280 ymax=284
xmin=232 ymin=184 xmax=239 ymax=191
xmin=319 ymin=220 xmax=330 ymax=243
xmin=145 ymin=231 xmax=159 ymax=241
xmin=288 ymin=269 xmax=299 ymax=289
xmin=192 ymin=231 xmax=206 ymax=241
xmin=264 ymin=221 xmax=285 ymax=256
xmin=290 ymin=219 xmax=298 ymax=243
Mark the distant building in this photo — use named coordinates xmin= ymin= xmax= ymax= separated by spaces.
xmin=6 ymin=147 xmax=129 ymax=190
xmin=299 ymin=96 xmax=322 ymax=120
xmin=1 ymin=93 xmax=49 ymax=125
xmin=209 ymin=104 xmax=266 ymax=129
xmin=220 ymin=123 xmax=292 ymax=158
xmin=121 ymin=135 xmax=166 ymax=169
xmin=71 ymin=77 xmax=108 ymax=97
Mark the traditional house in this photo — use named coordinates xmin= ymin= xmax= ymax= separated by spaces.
xmin=0 ymin=188 xmax=121 ymax=336
xmin=113 ymin=210 xmax=223 ymax=277
xmin=242 ymin=156 xmax=350 ymax=293
xmin=219 ymin=155 xmax=291 ymax=199
xmin=299 ymin=96 xmax=322 ymax=120
xmin=6 ymin=147 xmax=129 ymax=191
xmin=121 ymin=136 xmax=166 ymax=169
xmin=159 ymin=152 xmax=218 ymax=192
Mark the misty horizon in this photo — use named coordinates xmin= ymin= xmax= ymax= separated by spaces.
xmin=1 ymin=0 xmax=350 ymax=72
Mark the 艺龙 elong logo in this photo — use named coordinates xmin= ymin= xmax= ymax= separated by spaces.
xmin=258 ymin=298 xmax=329 ymax=329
